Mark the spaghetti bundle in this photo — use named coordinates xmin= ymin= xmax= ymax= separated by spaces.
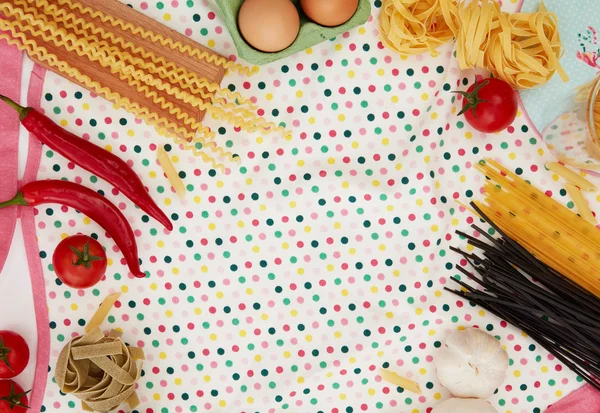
xmin=379 ymin=0 xmax=568 ymax=89
xmin=473 ymin=158 xmax=600 ymax=296
xmin=0 ymin=0 xmax=288 ymax=169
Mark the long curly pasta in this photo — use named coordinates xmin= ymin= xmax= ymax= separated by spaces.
xmin=19 ymin=0 xmax=257 ymax=109
xmin=27 ymin=0 xmax=259 ymax=77
xmin=2 ymin=0 xmax=292 ymax=167
xmin=1 ymin=3 xmax=282 ymax=140
xmin=379 ymin=0 xmax=568 ymax=89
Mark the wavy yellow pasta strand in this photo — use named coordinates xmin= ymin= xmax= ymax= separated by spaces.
xmin=0 ymin=20 xmax=227 ymax=169
xmin=20 ymin=0 xmax=258 ymax=109
xmin=2 ymin=2 xmax=277 ymax=142
xmin=25 ymin=0 xmax=259 ymax=76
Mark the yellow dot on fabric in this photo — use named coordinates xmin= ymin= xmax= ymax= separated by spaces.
xmin=466 ymin=244 xmax=475 ymax=251
xmin=260 ymin=204 xmax=266 ymax=211
xmin=552 ymin=173 xmax=560 ymax=181
xmin=326 ymin=264 xmax=335 ymax=271
xmin=372 ymin=180 xmax=380 ymax=187
xmin=305 ymin=48 xmax=313 ymax=54
xmin=541 ymin=366 xmax=548 ymax=373
xmin=70 ymin=303 xmax=78 ymax=311
xmin=326 ymin=372 xmax=333 ymax=378
xmin=422 ymin=266 xmax=429 ymax=273
xmin=395 ymin=163 xmax=403 ymax=170
xmin=296 ymin=161 xmax=304 ymax=167
xmin=296 ymin=91 xmax=303 ymax=98
xmin=245 ymin=288 xmax=253 ymax=295
xmin=82 ymin=217 xmax=91 ymax=225
xmin=159 ymin=352 xmax=167 ymax=359
xmin=297 ymin=376 xmax=305 ymax=384
xmin=252 ymin=246 xmax=260 ymax=253
xmin=150 ymin=283 xmax=158 ymax=291
xmin=386 ymin=312 xmax=393 ymax=319
xmin=194 ymin=196 xmax=201 ymax=204
xmin=290 ymin=309 xmax=298 ymax=316
xmin=105 ymin=145 xmax=112 ymax=152
xmin=218 ymin=400 xmax=226 ymax=408
xmin=368 ymin=388 xmax=376 ymax=396
xmin=254 ymin=355 xmax=261 ymax=362
xmin=342 ymin=181 xmax=350 ymax=189
xmin=419 ymin=368 xmax=427 ymax=375
xmin=201 ymin=265 xmax=208 ymax=273
xmin=266 ymin=93 xmax=273 ymax=100
xmin=377 ymin=68 xmax=385 ymax=76
xmin=415 ymin=308 xmax=423 ymax=315
xmin=382 ymin=138 xmax=390 ymax=145
xmin=237 ymin=220 xmax=245 ymax=228
xmin=457 ymin=326 xmax=466 ymax=330
xmin=334 ymin=331 xmax=342 ymax=338
xmin=421 ymin=93 xmax=428 ymax=100
xmin=537 ymin=148 xmax=544 ymax=156
xmin=479 ymin=310 xmax=486 ymax=317
xmin=165 ymin=310 xmax=172 ymax=318
xmin=348 ymin=71 xmax=355 ymax=79
xmin=328 ymin=157 xmax=336 ymax=164
xmin=386 ymin=205 xmax=394 ymax=212
xmin=207 ymin=40 xmax=216 ymax=47
xmin=378 ymin=244 xmax=386 ymax=251
xmin=60 ymin=119 xmax=68 ymax=127
xmin=309 ymin=116 xmax=316 ymax=124
xmin=351 ymin=141 xmax=359 ymax=149
xmin=431 ymin=224 xmax=439 ymax=231
xmin=304 ymin=226 xmax=311 ymax=233
xmin=370 ymin=286 xmax=378 ymax=293
xmin=210 ymin=334 xmax=217 ymax=341
xmin=335 ymin=44 xmax=342 ymax=51
xmin=127 ymin=129 xmax=134 ymax=137
xmin=239 ymin=330 xmax=247 ymax=337
xmin=431 ymin=112 xmax=438 ymax=120
xmin=107 ymin=258 xmax=113 ymax=266
xmin=163 ymin=13 xmax=171 ymax=20
xmin=429 ymin=329 xmax=436 ymax=336
xmin=164 ymin=198 xmax=172 ymax=206
xmin=416 ymin=199 xmax=423 ymax=206
xmin=341 ymin=289 xmax=349 ymax=296
xmin=393 ymin=270 xmax=400 ymax=276
xmin=282 ymin=242 xmax=289 ymax=249
xmin=203 ymin=375 xmax=210 ymax=382
xmin=358 ymin=27 xmax=366 ymax=34
xmin=261 ymin=313 xmax=268 ymax=320
xmin=452 ymin=218 xmax=459 ymax=226
xmin=153 ymin=394 xmax=160 ymax=401
xmin=174 ymin=378 xmax=182 ymax=385
xmin=121 ymin=285 xmax=128 ymax=293
xmin=283 ymin=351 xmax=291 ymax=358
xmin=509 ymin=152 xmax=517 ymax=160
xmin=247 ymin=397 xmax=254 ymax=404
xmin=513 ymin=370 xmax=521 ymax=377
xmin=305 ymin=335 xmax=312 ymax=342
xmin=338 ymin=114 xmax=345 ymax=121
xmin=348 ymin=248 xmax=356 ymax=255
xmin=256 ymin=137 xmax=263 ymax=144
xmin=391 ymin=96 xmax=399 ymax=103
xmin=194 ymin=308 xmax=201 ymax=315
xmin=434 ymin=290 xmax=442 ymax=297
xmin=208 ymin=223 xmax=216 ymax=231
xmin=555 ymin=390 xmax=562 ymax=397
xmin=334 ymin=222 xmax=341 ymax=229
xmin=434 ymin=392 xmax=442 ymax=400
xmin=216 ymin=291 xmax=224 ymax=299
xmin=459 ymin=175 xmax=466 ymax=183
xmin=297 ymin=268 xmax=304 ymax=275
xmin=82 ymin=103 xmax=90 ymax=110
xmin=340 ymin=394 xmax=347 ymax=400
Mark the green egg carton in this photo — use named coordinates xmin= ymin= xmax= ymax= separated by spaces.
xmin=215 ymin=0 xmax=371 ymax=65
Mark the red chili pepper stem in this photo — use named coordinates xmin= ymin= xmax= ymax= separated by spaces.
xmin=0 ymin=94 xmax=30 ymax=121
xmin=0 ymin=192 xmax=26 ymax=209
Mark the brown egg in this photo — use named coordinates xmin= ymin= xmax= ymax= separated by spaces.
xmin=300 ymin=0 xmax=359 ymax=27
xmin=238 ymin=0 xmax=300 ymax=53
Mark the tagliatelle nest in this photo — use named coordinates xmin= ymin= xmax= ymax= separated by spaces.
xmin=55 ymin=293 xmax=144 ymax=412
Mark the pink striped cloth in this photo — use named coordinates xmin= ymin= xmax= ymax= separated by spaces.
xmin=545 ymin=385 xmax=600 ymax=413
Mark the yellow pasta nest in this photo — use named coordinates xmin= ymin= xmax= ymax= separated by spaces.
xmin=0 ymin=0 xmax=288 ymax=170
xmin=379 ymin=0 xmax=568 ymax=89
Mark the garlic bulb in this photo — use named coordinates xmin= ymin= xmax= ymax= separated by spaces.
xmin=432 ymin=398 xmax=499 ymax=413
xmin=435 ymin=328 xmax=508 ymax=398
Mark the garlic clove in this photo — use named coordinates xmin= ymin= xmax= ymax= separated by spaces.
xmin=432 ymin=398 xmax=499 ymax=413
xmin=435 ymin=328 xmax=509 ymax=399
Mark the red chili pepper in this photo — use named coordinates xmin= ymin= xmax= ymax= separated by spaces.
xmin=0 ymin=180 xmax=146 ymax=278
xmin=0 ymin=95 xmax=173 ymax=231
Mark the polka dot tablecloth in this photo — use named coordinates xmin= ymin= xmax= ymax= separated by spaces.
xmin=34 ymin=0 xmax=592 ymax=412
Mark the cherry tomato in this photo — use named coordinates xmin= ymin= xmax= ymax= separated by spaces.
xmin=0 ymin=332 xmax=29 ymax=379
xmin=52 ymin=235 xmax=107 ymax=289
xmin=454 ymin=77 xmax=518 ymax=133
xmin=0 ymin=380 xmax=30 ymax=413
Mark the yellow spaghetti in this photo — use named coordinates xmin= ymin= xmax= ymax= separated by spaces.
xmin=0 ymin=0 xmax=286 ymax=170
xmin=474 ymin=159 xmax=600 ymax=297
xmin=379 ymin=0 xmax=568 ymax=89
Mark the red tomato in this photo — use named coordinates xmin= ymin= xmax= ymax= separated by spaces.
xmin=0 ymin=380 xmax=30 ymax=413
xmin=455 ymin=77 xmax=518 ymax=133
xmin=0 ymin=332 xmax=29 ymax=379
xmin=52 ymin=235 xmax=107 ymax=289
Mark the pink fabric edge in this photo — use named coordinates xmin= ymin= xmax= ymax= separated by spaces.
xmin=22 ymin=64 xmax=49 ymax=413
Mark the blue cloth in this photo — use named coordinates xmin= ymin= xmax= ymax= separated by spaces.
xmin=519 ymin=0 xmax=600 ymax=133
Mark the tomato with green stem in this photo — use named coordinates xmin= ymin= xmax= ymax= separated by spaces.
xmin=0 ymin=380 xmax=30 ymax=413
xmin=453 ymin=77 xmax=518 ymax=133
xmin=52 ymin=234 xmax=107 ymax=289
xmin=0 ymin=332 xmax=29 ymax=379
